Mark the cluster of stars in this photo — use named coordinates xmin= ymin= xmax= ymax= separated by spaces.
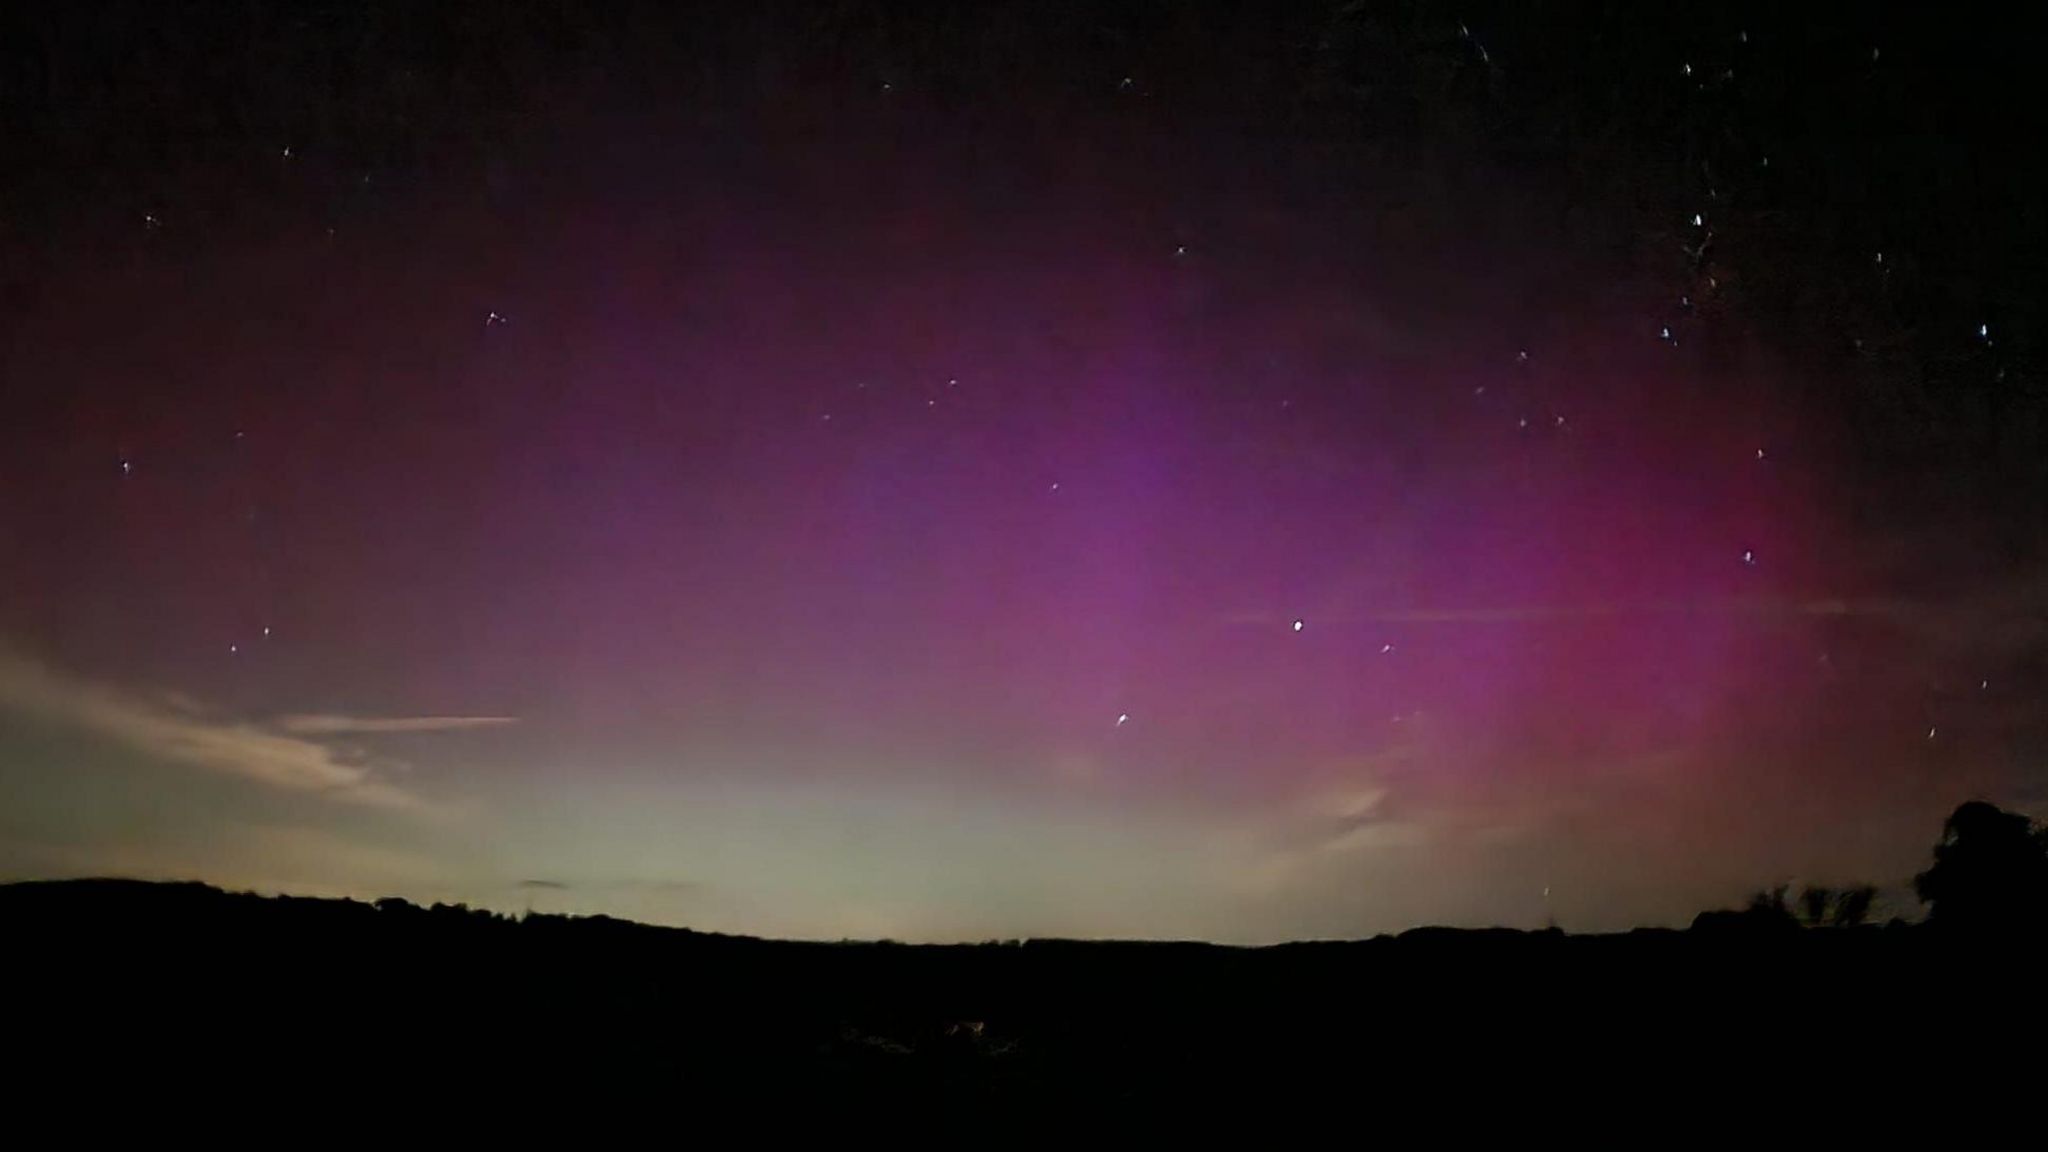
xmin=79 ymin=12 xmax=2028 ymax=777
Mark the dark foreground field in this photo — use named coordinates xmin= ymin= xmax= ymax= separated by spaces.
xmin=6 ymin=879 xmax=2042 ymax=1127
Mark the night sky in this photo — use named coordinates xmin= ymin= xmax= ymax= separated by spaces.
xmin=3 ymin=1 xmax=2045 ymax=942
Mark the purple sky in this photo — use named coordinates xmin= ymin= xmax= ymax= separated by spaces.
xmin=3 ymin=4 xmax=2043 ymax=941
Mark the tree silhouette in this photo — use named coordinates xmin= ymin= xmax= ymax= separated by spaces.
xmin=1913 ymin=801 xmax=2048 ymax=932
xmin=1788 ymin=885 xmax=1880 ymax=928
xmin=1695 ymin=883 xmax=1880 ymax=932
xmin=1828 ymin=886 xmax=1877 ymax=929
xmin=1800 ymin=886 xmax=1831 ymax=927
xmin=1686 ymin=885 xmax=1801 ymax=932
xmin=1748 ymin=885 xmax=1796 ymax=926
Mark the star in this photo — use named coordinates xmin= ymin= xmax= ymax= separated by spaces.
xmin=1292 ymin=619 xmax=1304 ymax=632
xmin=1742 ymin=550 xmax=1756 ymax=566
xmin=1116 ymin=713 xmax=1129 ymax=728
xmin=1380 ymin=643 xmax=1395 ymax=654
xmin=228 ymin=644 xmax=239 ymax=655
xmin=282 ymin=146 xmax=293 ymax=160
xmin=262 ymin=626 xmax=272 ymax=638
xmin=1926 ymin=726 xmax=1937 ymax=740
xmin=1756 ymin=447 xmax=1767 ymax=460
xmin=486 ymin=311 xmax=507 ymax=327
xmin=119 ymin=459 xmax=132 ymax=476
xmin=1517 ymin=349 xmax=1529 ymax=363
xmin=1049 ymin=482 xmax=1060 ymax=493
xmin=1693 ymin=213 xmax=1704 ymax=227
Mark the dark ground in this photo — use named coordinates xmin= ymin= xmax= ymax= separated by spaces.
xmin=6 ymin=879 xmax=2040 ymax=1127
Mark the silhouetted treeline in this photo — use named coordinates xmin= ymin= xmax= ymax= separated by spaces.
xmin=5 ymin=801 xmax=2046 ymax=1123
xmin=1915 ymin=800 xmax=2048 ymax=931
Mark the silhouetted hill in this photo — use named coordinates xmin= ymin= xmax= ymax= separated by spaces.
xmin=6 ymin=878 xmax=2042 ymax=1124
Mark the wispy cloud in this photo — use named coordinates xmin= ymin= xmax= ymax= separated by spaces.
xmin=1225 ymin=598 xmax=1914 ymax=628
xmin=511 ymin=877 xmax=704 ymax=895
xmin=276 ymin=715 xmax=516 ymax=735
xmin=1362 ymin=599 xmax=1910 ymax=624
xmin=0 ymin=650 xmax=426 ymax=810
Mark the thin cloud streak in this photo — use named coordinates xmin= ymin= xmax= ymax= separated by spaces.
xmin=0 ymin=649 xmax=426 ymax=810
xmin=276 ymin=715 xmax=517 ymax=735
xmin=1223 ymin=599 xmax=1916 ymax=627
xmin=1367 ymin=598 xmax=1916 ymax=623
